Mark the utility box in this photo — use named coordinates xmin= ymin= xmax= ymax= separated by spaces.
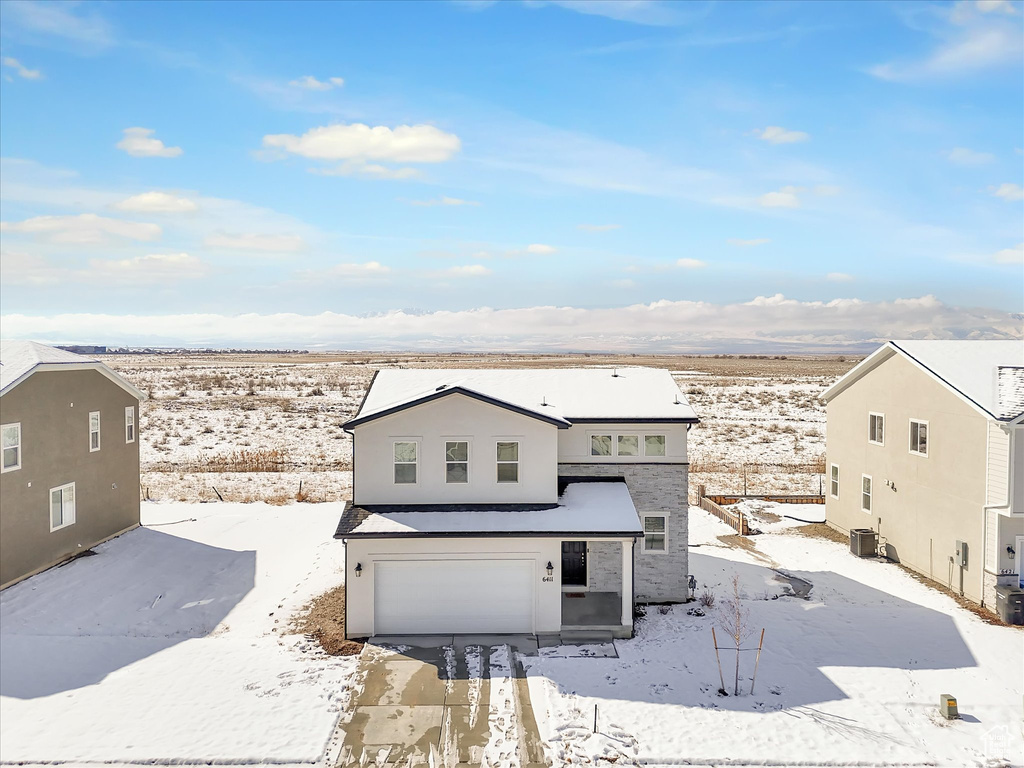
xmin=995 ymin=585 xmax=1024 ymax=626
xmin=939 ymin=694 xmax=958 ymax=720
xmin=955 ymin=540 xmax=968 ymax=567
xmin=850 ymin=529 xmax=878 ymax=558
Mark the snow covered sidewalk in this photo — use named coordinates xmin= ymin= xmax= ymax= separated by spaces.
xmin=0 ymin=501 xmax=357 ymax=765
xmin=524 ymin=505 xmax=1024 ymax=768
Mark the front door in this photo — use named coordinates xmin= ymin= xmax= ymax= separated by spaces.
xmin=562 ymin=541 xmax=587 ymax=587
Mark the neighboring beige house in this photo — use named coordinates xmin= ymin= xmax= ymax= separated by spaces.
xmin=0 ymin=341 xmax=145 ymax=588
xmin=822 ymin=340 xmax=1024 ymax=614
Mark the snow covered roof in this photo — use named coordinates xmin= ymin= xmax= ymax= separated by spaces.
xmin=0 ymin=340 xmax=145 ymax=399
xmin=346 ymin=367 xmax=697 ymax=429
xmin=821 ymin=340 xmax=1024 ymax=422
xmin=336 ymin=481 xmax=643 ymax=538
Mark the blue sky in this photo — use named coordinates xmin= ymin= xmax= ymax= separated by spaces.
xmin=0 ymin=0 xmax=1021 ymax=350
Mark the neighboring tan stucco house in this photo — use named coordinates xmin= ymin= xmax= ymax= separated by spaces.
xmin=822 ymin=340 xmax=1024 ymax=614
xmin=336 ymin=367 xmax=698 ymax=639
xmin=0 ymin=341 xmax=144 ymax=589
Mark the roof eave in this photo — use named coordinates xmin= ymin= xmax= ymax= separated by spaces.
xmin=337 ymin=529 xmax=643 ymax=540
xmin=0 ymin=361 xmax=147 ymax=401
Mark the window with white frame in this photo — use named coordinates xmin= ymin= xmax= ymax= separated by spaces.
xmin=643 ymin=515 xmax=668 ymax=552
xmin=644 ymin=434 xmax=666 ymax=456
xmin=861 ymin=475 xmax=872 ymax=513
xmin=89 ymin=411 xmax=101 ymax=452
xmin=909 ymin=419 xmax=928 ymax=457
xmin=496 ymin=441 xmax=519 ymax=483
xmin=125 ymin=407 xmax=136 ymax=444
xmin=830 ymin=464 xmax=839 ymax=499
xmin=445 ymin=441 xmax=469 ymax=483
xmin=617 ymin=434 xmax=639 ymax=456
xmin=868 ymin=413 xmax=884 ymax=445
xmin=393 ymin=441 xmax=417 ymax=484
xmin=590 ymin=434 xmax=612 ymax=456
xmin=1 ymin=423 xmax=21 ymax=472
xmin=49 ymin=482 xmax=76 ymax=531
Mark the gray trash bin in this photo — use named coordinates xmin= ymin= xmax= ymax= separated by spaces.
xmin=995 ymin=585 xmax=1024 ymax=626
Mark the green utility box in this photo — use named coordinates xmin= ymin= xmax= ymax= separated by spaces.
xmin=939 ymin=694 xmax=958 ymax=720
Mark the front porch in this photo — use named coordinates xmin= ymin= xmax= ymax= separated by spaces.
xmin=559 ymin=538 xmax=634 ymax=638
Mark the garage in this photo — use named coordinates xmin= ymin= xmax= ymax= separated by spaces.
xmin=373 ymin=559 xmax=536 ymax=634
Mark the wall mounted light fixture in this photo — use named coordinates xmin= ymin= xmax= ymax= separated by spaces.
xmin=355 ymin=563 xmax=363 ymax=577
xmin=546 ymin=561 xmax=554 ymax=577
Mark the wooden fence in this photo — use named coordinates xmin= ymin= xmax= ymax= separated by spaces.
xmin=697 ymin=493 xmax=750 ymax=535
xmin=707 ymin=494 xmax=825 ymax=506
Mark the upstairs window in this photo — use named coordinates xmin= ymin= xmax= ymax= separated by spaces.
xmin=50 ymin=482 xmax=76 ymax=531
xmin=445 ymin=441 xmax=469 ymax=483
xmin=125 ymin=407 xmax=136 ymax=444
xmin=590 ymin=435 xmax=612 ymax=456
xmin=2 ymin=423 xmax=21 ymax=472
xmin=393 ymin=441 xmax=417 ymax=484
xmin=861 ymin=475 xmax=872 ymax=513
xmin=643 ymin=515 xmax=668 ymax=552
xmin=617 ymin=435 xmax=639 ymax=456
xmin=868 ymin=413 xmax=884 ymax=446
xmin=909 ymin=419 xmax=928 ymax=457
xmin=496 ymin=441 xmax=519 ymax=483
xmin=644 ymin=435 xmax=666 ymax=456
xmin=830 ymin=464 xmax=840 ymax=499
xmin=89 ymin=411 xmax=101 ymax=452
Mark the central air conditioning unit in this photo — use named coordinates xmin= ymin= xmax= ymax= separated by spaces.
xmin=850 ymin=528 xmax=878 ymax=558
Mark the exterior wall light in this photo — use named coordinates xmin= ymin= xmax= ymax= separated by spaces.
xmin=355 ymin=563 xmax=363 ymax=577
xmin=546 ymin=561 xmax=554 ymax=577
xmin=1008 ymin=546 xmax=1016 ymax=560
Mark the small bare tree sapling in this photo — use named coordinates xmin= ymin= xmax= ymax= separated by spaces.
xmin=718 ymin=574 xmax=753 ymax=696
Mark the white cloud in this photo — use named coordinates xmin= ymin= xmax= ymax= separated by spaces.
xmin=946 ymin=147 xmax=994 ymax=166
xmin=204 ymin=233 xmax=305 ymax=252
xmin=0 ymin=1 xmax=114 ymax=48
xmin=446 ymin=264 xmax=493 ymax=276
xmin=327 ymin=261 xmax=392 ymax=276
xmin=608 ymin=278 xmax=636 ymax=288
xmin=2 ymin=56 xmax=42 ymax=79
xmin=814 ymin=185 xmax=842 ymax=197
xmin=754 ymin=126 xmax=810 ymax=144
xmin=5 ymin=295 xmax=1017 ymax=351
xmin=544 ymin=0 xmax=705 ymax=26
xmin=312 ymin=160 xmax=421 ymax=180
xmin=758 ymin=186 xmax=801 ymax=208
xmin=0 ymin=213 xmax=161 ymax=244
xmin=262 ymin=122 xmax=461 ymax=164
xmin=994 ymin=242 xmax=1023 ymax=264
xmin=991 ymin=183 xmax=1024 ymax=201
xmin=578 ymin=224 xmax=621 ymax=232
xmin=727 ymin=238 xmax=770 ymax=247
xmin=526 ymin=243 xmax=557 ymax=255
xmin=677 ymin=258 xmax=706 ymax=269
xmin=114 ymin=191 xmax=198 ymax=213
xmin=975 ymin=0 xmax=1017 ymax=13
xmin=826 ymin=272 xmax=854 ymax=282
xmin=116 ymin=127 xmax=183 ymax=158
xmin=88 ymin=253 xmax=207 ymax=282
xmin=408 ymin=196 xmax=480 ymax=207
xmin=288 ymin=75 xmax=345 ymax=91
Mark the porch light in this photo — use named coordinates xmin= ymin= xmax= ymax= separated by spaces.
xmin=1008 ymin=546 xmax=1016 ymax=559
xmin=546 ymin=561 xmax=554 ymax=576
xmin=355 ymin=563 xmax=363 ymax=577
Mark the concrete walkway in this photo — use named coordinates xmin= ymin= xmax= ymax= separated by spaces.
xmin=333 ymin=635 xmax=548 ymax=767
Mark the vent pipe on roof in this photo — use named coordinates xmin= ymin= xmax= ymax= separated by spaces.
xmin=612 ymin=369 xmax=619 ymax=377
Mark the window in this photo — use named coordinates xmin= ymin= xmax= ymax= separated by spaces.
xmin=496 ymin=441 xmax=519 ymax=483
xmin=868 ymin=413 xmax=884 ymax=445
xmin=617 ymin=434 xmax=639 ymax=456
xmin=1 ymin=423 xmax=21 ymax=472
xmin=644 ymin=435 xmax=666 ymax=457
xmin=125 ymin=407 xmax=136 ymax=444
xmin=445 ymin=441 xmax=469 ymax=483
xmin=89 ymin=411 xmax=101 ymax=452
xmin=643 ymin=515 xmax=668 ymax=552
xmin=909 ymin=419 xmax=928 ymax=457
xmin=830 ymin=464 xmax=839 ymax=499
xmin=590 ymin=434 xmax=612 ymax=456
xmin=861 ymin=475 xmax=872 ymax=513
xmin=393 ymin=441 xmax=417 ymax=484
xmin=49 ymin=483 xmax=76 ymax=531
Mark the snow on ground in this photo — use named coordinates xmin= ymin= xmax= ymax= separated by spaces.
xmin=0 ymin=501 xmax=356 ymax=764
xmin=525 ymin=504 xmax=1024 ymax=768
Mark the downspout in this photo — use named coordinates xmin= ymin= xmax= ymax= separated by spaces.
xmin=981 ymin=420 xmax=1014 ymax=607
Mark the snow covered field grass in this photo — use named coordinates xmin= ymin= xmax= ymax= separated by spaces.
xmin=525 ymin=504 xmax=1024 ymax=767
xmin=0 ymin=501 xmax=356 ymax=765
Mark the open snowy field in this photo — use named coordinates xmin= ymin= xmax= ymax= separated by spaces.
xmin=0 ymin=501 xmax=356 ymax=765
xmin=525 ymin=504 xmax=1024 ymax=767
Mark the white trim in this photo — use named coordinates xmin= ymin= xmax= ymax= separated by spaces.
xmin=909 ymin=418 xmax=928 ymax=457
xmin=125 ymin=406 xmax=136 ymax=444
xmin=49 ymin=482 xmax=76 ymax=532
xmin=496 ymin=440 xmax=519 ymax=484
xmin=868 ymin=412 xmax=885 ymax=446
xmin=89 ymin=411 xmax=101 ymax=452
xmin=1 ymin=361 xmax=146 ymax=400
xmin=392 ymin=439 xmax=418 ymax=485
xmin=861 ymin=474 xmax=872 ymax=513
xmin=829 ymin=463 xmax=839 ymax=500
xmin=444 ymin=439 xmax=470 ymax=484
xmin=1 ymin=422 xmax=21 ymax=473
xmin=642 ymin=514 xmax=669 ymax=553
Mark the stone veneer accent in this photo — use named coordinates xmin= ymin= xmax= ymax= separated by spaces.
xmin=559 ymin=462 xmax=689 ymax=602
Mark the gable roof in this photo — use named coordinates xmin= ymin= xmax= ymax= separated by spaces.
xmin=821 ymin=340 xmax=1024 ymax=422
xmin=344 ymin=367 xmax=698 ymax=430
xmin=0 ymin=341 xmax=145 ymax=400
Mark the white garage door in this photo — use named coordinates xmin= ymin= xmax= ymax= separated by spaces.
xmin=374 ymin=559 xmax=535 ymax=634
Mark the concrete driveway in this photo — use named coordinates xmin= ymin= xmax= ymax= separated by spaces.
xmin=333 ymin=635 xmax=548 ymax=767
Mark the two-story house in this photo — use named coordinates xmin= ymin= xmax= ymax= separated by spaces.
xmin=822 ymin=340 xmax=1024 ymax=615
xmin=336 ymin=367 xmax=698 ymax=638
xmin=0 ymin=341 xmax=144 ymax=588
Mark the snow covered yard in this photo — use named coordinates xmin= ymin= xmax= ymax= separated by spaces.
xmin=525 ymin=505 xmax=1024 ymax=767
xmin=0 ymin=501 xmax=356 ymax=765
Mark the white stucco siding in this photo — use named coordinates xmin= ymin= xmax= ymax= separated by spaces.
xmin=350 ymin=392 xmax=559 ymax=505
xmin=558 ymin=422 xmax=689 ymax=464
